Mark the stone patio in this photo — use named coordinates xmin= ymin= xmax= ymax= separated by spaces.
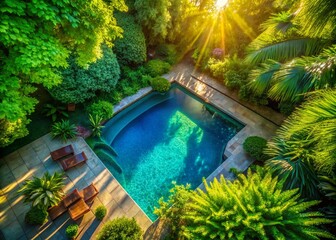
xmin=0 ymin=135 xmax=151 ymax=240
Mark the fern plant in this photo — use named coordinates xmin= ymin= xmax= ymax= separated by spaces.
xmin=89 ymin=114 xmax=104 ymax=137
xmin=51 ymin=120 xmax=77 ymax=141
xmin=18 ymin=172 xmax=65 ymax=210
xmin=183 ymin=167 xmax=334 ymax=240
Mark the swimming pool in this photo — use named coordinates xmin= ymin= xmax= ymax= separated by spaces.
xmin=100 ymin=84 xmax=244 ymax=220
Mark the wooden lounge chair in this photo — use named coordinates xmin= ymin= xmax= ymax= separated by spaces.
xmin=48 ymin=189 xmax=81 ymax=220
xmin=68 ymin=198 xmax=90 ymax=220
xmin=60 ymin=152 xmax=87 ymax=171
xmin=79 ymin=183 xmax=99 ymax=203
xmin=48 ymin=200 xmax=67 ymax=221
xmin=50 ymin=145 xmax=74 ymax=161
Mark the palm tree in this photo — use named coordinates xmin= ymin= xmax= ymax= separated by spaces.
xmin=265 ymin=90 xmax=336 ymax=198
xmin=183 ymin=167 xmax=334 ymax=239
xmin=18 ymin=172 xmax=65 ymax=210
xmin=245 ymin=0 xmax=336 ymax=103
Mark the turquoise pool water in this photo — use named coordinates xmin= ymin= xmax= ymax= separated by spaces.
xmin=101 ymin=85 xmax=243 ymax=220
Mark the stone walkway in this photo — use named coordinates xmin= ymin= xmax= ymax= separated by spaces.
xmin=0 ymin=134 xmax=151 ymax=240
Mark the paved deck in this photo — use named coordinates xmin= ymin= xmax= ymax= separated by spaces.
xmin=0 ymin=135 xmax=151 ymax=240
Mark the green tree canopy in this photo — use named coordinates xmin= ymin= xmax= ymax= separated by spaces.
xmin=50 ymin=47 xmax=120 ymax=104
xmin=114 ymin=12 xmax=147 ymax=66
xmin=183 ymin=168 xmax=334 ymax=239
xmin=0 ymin=0 xmax=126 ymax=146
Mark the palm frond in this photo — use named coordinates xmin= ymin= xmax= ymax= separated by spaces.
xmin=246 ymin=38 xmax=326 ymax=64
xmin=296 ymin=0 xmax=336 ymax=38
xmin=260 ymin=12 xmax=295 ymax=33
xmin=247 ymin=60 xmax=282 ymax=95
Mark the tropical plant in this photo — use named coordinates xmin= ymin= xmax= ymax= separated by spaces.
xmin=95 ymin=205 xmax=107 ymax=220
xmin=65 ymin=224 xmax=79 ymax=239
xmin=96 ymin=217 xmax=142 ymax=240
xmin=114 ymin=13 xmax=146 ymax=66
xmin=243 ymin=136 xmax=268 ymax=162
xmin=50 ymin=47 xmax=120 ymax=104
xmin=25 ymin=206 xmax=48 ymax=225
xmin=43 ymin=103 xmax=69 ymax=122
xmin=0 ymin=0 xmax=126 ymax=145
xmin=51 ymin=120 xmax=77 ymax=142
xmin=154 ymin=182 xmax=192 ymax=239
xmin=87 ymin=101 xmax=113 ymax=121
xmin=151 ymin=77 xmax=171 ymax=93
xmin=245 ymin=0 xmax=336 ymax=104
xmin=183 ymin=167 xmax=334 ymax=239
xmin=319 ymin=176 xmax=336 ymax=201
xmin=18 ymin=172 xmax=65 ymax=210
xmin=89 ymin=114 xmax=104 ymax=137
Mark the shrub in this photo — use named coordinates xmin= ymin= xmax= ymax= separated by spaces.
xmin=95 ymin=205 xmax=107 ymax=220
xmin=65 ymin=224 xmax=79 ymax=239
xmin=89 ymin=114 xmax=104 ymax=137
xmin=25 ymin=206 xmax=48 ymax=225
xmin=19 ymin=172 xmax=65 ymax=209
xmin=51 ymin=120 xmax=77 ymax=141
xmin=243 ymin=136 xmax=268 ymax=162
xmin=50 ymin=47 xmax=120 ymax=104
xmin=87 ymin=101 xmax=113 ymax=121
xmin=156 ymin=44 xmax=178 ymax=64
xmin=154 ymin=183 xmax=192 ymax=239
xmin=0 ymin=117 xmax=30 ymax=147
xmin=96 ymin=217 xmax=142 ymax=240
xmin=144 ymin=59 xmax=171 ymax=77
xmin=151 ymin=77 xmax=171 ymax=93
xmin=183 ymin=167 xmax=334 ymax=239
xmin=114 ymin=13 xmax=146 ymax=66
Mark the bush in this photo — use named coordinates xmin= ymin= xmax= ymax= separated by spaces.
xmin=87 ymin=101 xmax=113 ymax=121
xmin=95 ymin=205 xmax=107 ymax=220
xmin=144 ymin=60 xmax=171 ymax=77
xmin=65 ymin=224 xmax=79 ymax=239
xmin=151 ymin=77 xmax=171 ymax=93
xmin=96 ymin=217 xmax=142 ymax=240
xmin=50 ymin=47 xmax=120 ymax=104
xmin=25 ymin=207 xmax=48 ymax=225
xmin=156 ymin=44 xmax=178 ymax=64
xmin=243 ymin=136 xmax=268 ymax=162
xmin=51 ymin=120 xmax=77 ymax=141
xmin=114 ymin=13 xmax=146 ymax=66
xmin=0 ymin=117 xmax=30 ymax=147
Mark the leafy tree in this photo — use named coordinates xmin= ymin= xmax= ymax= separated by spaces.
xmin=0 ymin=0 xmax=126 ymax=145
xmin=50 ymin=47 xmax=120 ymax=104
xmin=18 ymin=172 xmax=65 ymax=210
xmin=134 ymin=0 xmax=171 ymax=44
xmin=0 ymin=118 xmax=30 ymax=147
xmin=114 ymin=13 xmax=146 ymax=66
xmin=183 ymin=168 xmax=334 ymax=239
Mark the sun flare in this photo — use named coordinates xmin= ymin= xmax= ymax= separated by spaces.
xmin=215 ymin=0 xmax=229 ymax=9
